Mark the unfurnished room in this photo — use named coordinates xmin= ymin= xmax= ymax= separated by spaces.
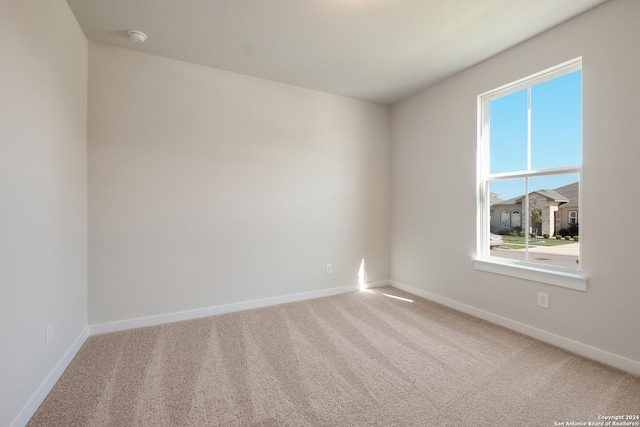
xmin=1 ymin=0 xmax=639 ymax=426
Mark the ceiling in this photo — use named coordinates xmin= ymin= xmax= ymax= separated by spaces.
xmin=66 ymin=0 xmax=608 ymax=105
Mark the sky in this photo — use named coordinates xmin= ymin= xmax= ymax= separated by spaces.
xmin=488 ymin=70 xmax=581 ymax=200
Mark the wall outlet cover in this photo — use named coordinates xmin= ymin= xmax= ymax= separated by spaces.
xmin=46 ymin=323 xmax=54 ymax=346
xmin=537 ymin=292 xmax=549 ymax=309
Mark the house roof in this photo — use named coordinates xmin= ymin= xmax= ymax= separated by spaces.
xmin=490 ymin=192 xmax=504 ymax=205
xmin=516 ymin=189 xmax=569 ymax=204
xmin=492 ymin=195 xmax=519 ymax=206
xmin=491 ymin=182 xmax=579 ymax=207
xmin=551 ymin=182 xmax=579 ymax=207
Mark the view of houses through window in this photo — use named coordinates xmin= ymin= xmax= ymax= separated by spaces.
xmin=480 ymin=59 xmax=582 ymax=272
xmin=489 ymin=176 xmax=579 ymax=270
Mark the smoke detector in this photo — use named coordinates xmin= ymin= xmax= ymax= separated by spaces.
xmin=128 ymin=30 xmax=147 ymax=43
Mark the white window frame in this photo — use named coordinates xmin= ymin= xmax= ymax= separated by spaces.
xmin=474 ymin=58 xmax=587 ymax=291
xmin=569 ymin=211 xmax=578 ymax=225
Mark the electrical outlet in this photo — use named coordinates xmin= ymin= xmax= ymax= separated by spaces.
xmin=326 ymin=264 xmax=332 ymax=274
xmin=46 ymin=323 xmax=54 ymax=346
xmin=537 ymin=292 xmax=549 ymax=309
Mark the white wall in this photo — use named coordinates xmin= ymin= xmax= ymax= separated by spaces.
xmin=0 ymin=1 xmax=88 ymax=426
xmin=88 ymin=44 xmax=390 ymax=325
xmin=391 ymin=0 xmax=640 ymax=365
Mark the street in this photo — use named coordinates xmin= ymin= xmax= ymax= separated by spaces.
xmin=492 ymin=242 xmax=580 ymax=270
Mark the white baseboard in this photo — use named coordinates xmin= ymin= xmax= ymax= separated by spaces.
xmin=390 ymin=280 xmax=640 ymax=376
xmin=364 ymin=279 xmax=390 ymax=289
xmin=90 ymin=281 xmax=389 ymax=335
xmin=10 ymin=326 xmax=89 ymax=427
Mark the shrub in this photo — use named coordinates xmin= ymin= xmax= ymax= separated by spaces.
xmin=519 ymin=231 xmax=526 ymax=237
xmin=543 ymin=233 xmax=550 ymax=239
xmin=558 ymin=228 xmax=569 ymax=236
xmin=556 ymin=235 xmax=563 ymax=240
xmin=565 ymin=236 xmax=572 ymax=240
xmin=510 ymin=226 xmax=523 ymax=237
xmin=573 ymin=236 xmax=579 ymax=241
xmin=530 ymin=232 xmax=537 ymax=238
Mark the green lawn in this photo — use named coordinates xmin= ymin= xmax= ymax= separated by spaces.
xmin=500 ymin=236 xmax=578 ymax=249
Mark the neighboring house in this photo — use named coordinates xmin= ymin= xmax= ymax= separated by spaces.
xmin=490 ymin=182 xmax=579 ymax=236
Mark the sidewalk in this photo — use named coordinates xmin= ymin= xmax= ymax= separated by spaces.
xmin=506 ymin=241 xmax=579 ymax=256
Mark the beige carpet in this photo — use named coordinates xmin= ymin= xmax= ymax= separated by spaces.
xmin=29 ymin=287 xmax=640 ymax=426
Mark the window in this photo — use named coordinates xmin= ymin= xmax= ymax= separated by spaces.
xmin=475 ymin=58 xmax=586 ymax=291
xmin=500 ymin=210 xmax=511 ymax=228
xmin=510 ymin=210 xmax=521 ymax=228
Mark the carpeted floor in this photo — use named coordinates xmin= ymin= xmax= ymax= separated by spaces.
xmin=28 ymin=287 xmax=640 ymax=426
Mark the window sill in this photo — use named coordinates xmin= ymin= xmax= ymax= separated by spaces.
xmin=472 ymin=258 xmax=587 ymax=291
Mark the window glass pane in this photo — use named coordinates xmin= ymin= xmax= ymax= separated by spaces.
xmin=488 ymin=175 xmax=580 ymax=271
xmin=527 ymin=174 xmax=580 ymax=270
xmin=489 ymin=179 xmax=525 ymax=262
xmin=489 ymin=89 xmax=528 ymax=174
xmin=531 ymin=70 xmax=582 ymax=170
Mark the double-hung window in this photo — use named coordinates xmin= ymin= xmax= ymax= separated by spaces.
xmin=475 ymin=58 xmax=586 ymax=291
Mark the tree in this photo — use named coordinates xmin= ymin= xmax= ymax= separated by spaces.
xmin=529 ymin=200 xmax=543 ymax=235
